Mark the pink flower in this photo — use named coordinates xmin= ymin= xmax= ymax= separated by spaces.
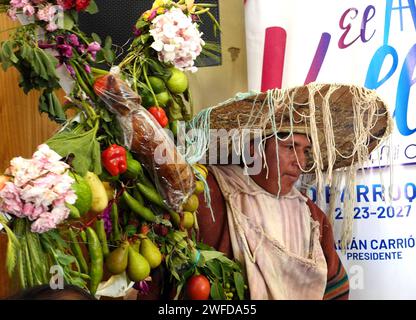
xmin=37 ymin=4 xmax=57 ymax=22
xmin=67 ymin=34 xmax=80 ymax=47
xmin=10 ymin=0 xmax=29 ymax=9
xmin=7 ymin=7 xmax=18 ymax=20
xmin=87 ymin=41 xmax=101 ymax=60
xmin=31 ymin=214 xmax=56 ymax=233
xmin=33 ymin=144 xmax=63 ymax=164
xmin=46 ymin=22 xmax=58 ymax=32
xmin=84 ymin=64 xmax=91 ymax=74
xmin=0 ymin=144 xmax=78 ymax=233
xmin=0 ymin=182 xmax=23 ymax=217
xmin=22 ymin=4 xmax=35 ymax=16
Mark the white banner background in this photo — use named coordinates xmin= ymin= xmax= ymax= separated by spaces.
xmin=245 ymin=0 xmax=416 ymax=299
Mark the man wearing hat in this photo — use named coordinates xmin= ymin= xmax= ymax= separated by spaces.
xmin=192 ymin=83 xmax=391 ymax=300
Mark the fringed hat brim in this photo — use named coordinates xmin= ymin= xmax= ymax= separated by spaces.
xmin=208 ymin=83 xmax=392 ymax=171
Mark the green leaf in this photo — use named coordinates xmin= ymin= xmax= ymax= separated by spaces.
xmin=205 ymin=260 xmax=222 ymax=279
xmin=2 ymin=41 xmax=18 ymax=64
xmin=104 ymin=36 xmax=112 ymax=50
xmin=63 ymin=12 xmax=75 ymax=30
xmin=0 ymin=215 xmax=20 ymax=277
xmin=33 ymin=50 xmax=48 ymax=80
xmin=46 ymin=122 xmax=102 ymax=176
xmin=103 ymin=49 xmax=115 ymax=64
xmin=91 ymin=33 xmax=102 ymax=44
xmin=85 ymin=0 xmax=98 ymax=14
xmin=135 ymin=20 xmax=148 ymax=30
xmin=199 ymin=250 xmax=224 ymax=262
xmin=56 ymin=251 xmax=76 ymax=266
xmin=210 ymin=280 xmax=226 ymax=300
xmin=233 ymin=272 xmax=245 ymax=300
xmin=39 ymin=91 xmax=66 ymax=123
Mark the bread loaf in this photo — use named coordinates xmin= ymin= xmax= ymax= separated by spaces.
xmin=95 ymin=74 xmax=195 ymax=211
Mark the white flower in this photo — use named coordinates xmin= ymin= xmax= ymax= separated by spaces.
xmin=149 ymin=8 xmax=204 ymax=72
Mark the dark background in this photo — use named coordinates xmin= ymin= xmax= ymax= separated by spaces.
xmin=78 ymin=0 xmax=221 ymax=66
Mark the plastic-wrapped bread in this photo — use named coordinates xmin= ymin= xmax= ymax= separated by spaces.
xmin=94 ymin=74 xmax=195 ymax=211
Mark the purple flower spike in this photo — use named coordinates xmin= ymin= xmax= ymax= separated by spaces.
xmin=55 ymin=35 xmax=65 ymax=45
xmin=57 ymin=44 xmax=73 ymax=58
xmin=132 ymin=26 xmax=142 ymax=37
xmin=133 ymin=280 xmax=151 ymax=295
xmin=77 ymin=44 xmax=87 ymax=54
xmin=67 ymin=34 xmax=80 ymax=47
xmin=65 ymin=63 xmax=76 ymax=77
xmin=102 ymin=201 xmax=113 ymax=236
xmin=87 ymin=41 xmax=101 ymax=53
xmin=37 ymin=41 xmax=54 ymax=49
xmin=148 ymin=9 xmax=157 ymax=21
xmin=84 ymin=64 xmax=91 ymax=74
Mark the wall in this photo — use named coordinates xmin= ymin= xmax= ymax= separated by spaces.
xmin=0 ymin=15 xmax=59 ymax=172
xmin=189 ymin=0 xmax=248 ymax=112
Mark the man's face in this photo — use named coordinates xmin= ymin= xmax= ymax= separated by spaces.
xmin=264 ymin=133 xmax=311 ymax=195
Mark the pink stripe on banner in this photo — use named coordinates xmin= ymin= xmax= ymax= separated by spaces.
xmin=261 ymin=27 xmax=287 ymax=91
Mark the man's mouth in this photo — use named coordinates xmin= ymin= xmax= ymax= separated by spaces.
xmin=285 ymin=173 xmax=300 ymax=180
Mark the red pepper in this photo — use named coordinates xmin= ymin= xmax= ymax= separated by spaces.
xmin=148 ymin=106 xmax=169 ymax=128
xmin=101 ymin=144 xmax=127 ymax=176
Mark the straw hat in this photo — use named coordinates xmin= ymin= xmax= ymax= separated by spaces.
xmin=202 ymin=83 xmax=392 ymax=171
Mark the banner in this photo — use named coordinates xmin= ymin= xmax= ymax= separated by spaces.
xmin=245 ymin=0 xmax=416 ymax=299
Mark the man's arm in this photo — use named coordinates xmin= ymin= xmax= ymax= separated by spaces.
xmin=196 ymin=171 xmax=233 ymax=259
xmin=306 ymin=199 xmax=350 ymax=300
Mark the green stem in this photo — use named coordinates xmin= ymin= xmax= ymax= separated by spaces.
xmin=90 ymin=67 xmax=109 ymax=75
xmin=133 ymin=56 xmax=139 ymax=92
xmin=70 ymin=61 xmax=95 ymax=99
xmin=142 ymin=62 xmax=158 ymax=107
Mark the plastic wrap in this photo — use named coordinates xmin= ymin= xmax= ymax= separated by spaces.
xmin=95 ymin=74 xmax=195 ymax=211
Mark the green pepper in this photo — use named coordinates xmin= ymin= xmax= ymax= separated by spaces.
xmin=94 ymin=219 xmax=110 ymax=258
xmin=121 ymin=190 xmax=156 ymax=222
xmin=110 ymin=202 xmax=121 ymax=242
xmin=136 ymin=182 xmax=170 ymax=210
xmin=86 ymin=227 xmax=103 ymax=296
xmin=123 ymin=158 xmax=143 ymax=180
xmin=68 ymin=228 xmax=89 ymax=274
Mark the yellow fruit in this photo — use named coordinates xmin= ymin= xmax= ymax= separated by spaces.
xmin=127 ymin=247 xmax=150 ymax=282
xmin=193 ymin=164 xmax=208 ymax=180
xmin=84 ymin=171 xmax=109 ymax=213
xmin=182 ymin=194 xmax=199 ymax=212
xmin=166 ymin=68 xmax=188 ymax=94
xmin=140 ymin=238 xmax=162 ymax=269
xmin=106 ymin=241 xmax=129 ymax=275
xmin=194 ymin=181 xmax=205 ymax=195
xmin=183 ymin=211 xmax=194 ymax=229
xmin=102 ymin=182 xmax=114 ymax=200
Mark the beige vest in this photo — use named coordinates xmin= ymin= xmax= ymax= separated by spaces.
xmin=210 ymin=165 xmax=327 ymax=300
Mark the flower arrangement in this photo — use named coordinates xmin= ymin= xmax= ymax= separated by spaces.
xmin=0 ymin=144 xmax=75 ymax=233
xmin=0 ymin=0 xmax=246 ymax=300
